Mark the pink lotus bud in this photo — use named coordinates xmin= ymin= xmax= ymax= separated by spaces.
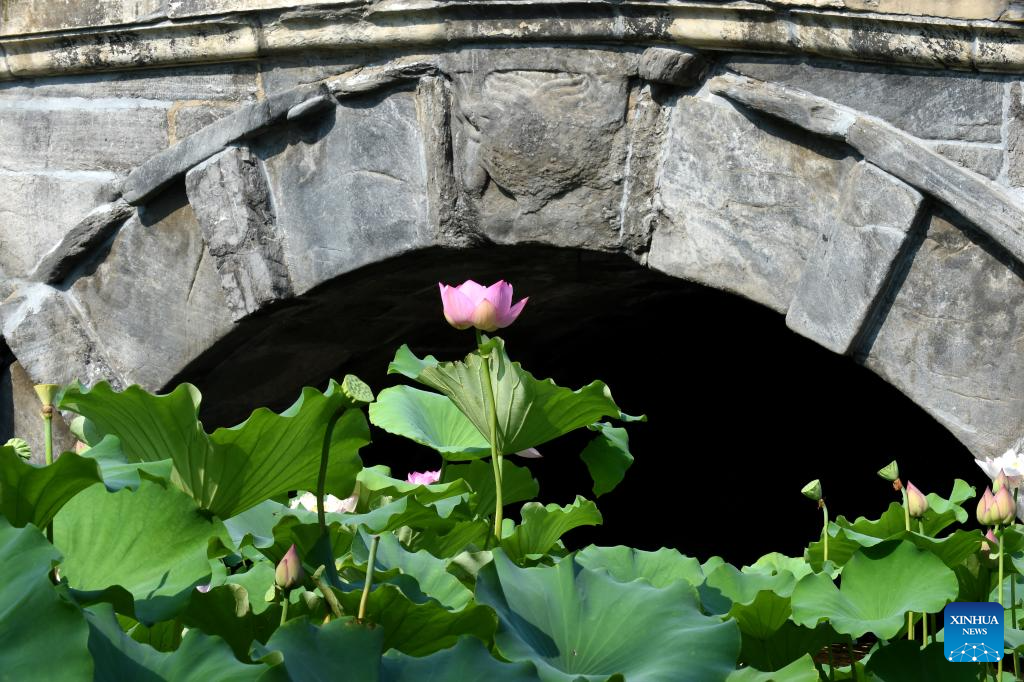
xmin=995 ymin=470 xmax=1010 ymax=493
xmin=993 ymin=485 xmax=1016 ymax=525
xmin=407 ymin=470 xmax=441 ymax=485
xmin=906 ymin=482 xmax=929 ymax=518
xmin=275 ymin=544 xmax=304 ymax=590
xmin=438 ymin=280 xmax=528 ymax=332
xmin=977 ymin=487 xmax=997 ymax=525
xmin=982 ymin=528 xmax=998 ymax=553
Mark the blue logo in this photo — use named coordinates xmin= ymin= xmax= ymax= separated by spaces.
xmin=944 ymin=602 xmax=1004 ymax=663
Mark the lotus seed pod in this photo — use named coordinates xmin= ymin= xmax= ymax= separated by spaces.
xmin=877 ymin=461 xmax=899 ymax=483
xmin=801 ymin=480 xmax=822 ymax=502
xmin=33 ymin=384 xmax=59 ymax=408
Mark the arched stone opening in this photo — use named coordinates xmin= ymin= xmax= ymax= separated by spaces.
xmin=170 ymin=245 xmax=987 ymax=563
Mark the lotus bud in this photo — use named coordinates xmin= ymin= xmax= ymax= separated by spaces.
xmin=438 ymin=280 xmax=528 ymax=332
xmin=993 ymin=485 xmax=1016 ymax=525
xmin=978 ymin=487 xmax=997 ymax=525
xmin=906 ymin=482 xmax=929 ymax=518
xmin=877 ymin=460 xmax=900 ymax=482
xmin=275 ymin=544 xmax=304 ymax=590
xmin=801 ymin=479 xmax=822 ymax=502
xmin=995 ymin=470 xmax=1010 ymax=493
xmin=982 ymin=528 xmax=998 ymax=553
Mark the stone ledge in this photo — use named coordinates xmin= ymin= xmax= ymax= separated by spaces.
xmin=1 ymin=2 xmax=1024 ymax=80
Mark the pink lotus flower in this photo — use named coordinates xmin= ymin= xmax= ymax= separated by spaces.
xmin=407 ymin=470 xmax=441 ymax=485
xmin=438 ymin=280 xmax=528 ymax=332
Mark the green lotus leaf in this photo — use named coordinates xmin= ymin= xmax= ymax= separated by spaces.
xmin=726 ymin=655 xmax=819 ymax=682
xmin=357 ymin=465 xmax=472 ymax=506
xmin=381 ymin=636 xmax=541 ymax=681
xmin=500 ymin=496 xmax=602 ymax=562
xmin=791 ymin=540 xmax=958 ymax=639
xmin=335 ymin=582 xmax=497 ymax=656
xmin=78 ymin=435 xmax=173 ymax=492
xmin=747 ymin=553 xmax=814 ymax=582
xmin=575 ymin=545 xmax=705 ymax=588
xmin=476 ymin=550 xmax=740 ymax=681
xmin=921 ymin=479 xmax=975 ymax=536
xmin=352 ymin=530 xmax=473 ymax=610
xmin=579 ymin=423 xmax=634 ymax=497
xmin=408 ymin=519 xmax=492 ymax=559
xmin=177 ymin=581 xmax=279 ymax=661
xmin=126 ymin=618 xmax=183 ymax=652
xmin=738 ymin=621 xmax=840 ymax=673
xmin=864 ymin=640 xmax=978 ymax=681
xmin=224 ymin=499 xmax=296 ymax=551
xmin=0 ymin=517 xmax=93 ymax=680
xmin=388 ymin=341 xmax=623 ymax=456
xmin=87 ymin=603 xmax=264 ymax=681
xmin=335 ymin=494 xmax=469 ymax=535
xmin=55 ymin=478 xmax=230 ymax=624
xmin=0 ymin=444 xmax=103 ymax=528
xmin=369 ymin=386 xmax=490 ymax=460
xmin=443 ymin=458 xmax=539 ymax=517
xmin=60 ymin=379 xmax=371 ymax=518
xmin=254 ymin=616 xmax=383 ymax=681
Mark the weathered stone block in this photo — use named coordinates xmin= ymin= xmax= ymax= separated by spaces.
xmin=185 ymin=146 xmax=292 ymax=319
xmin=170 ymin=103 xmax=236 ymax=141
xmin=1009 ymin=82 xmax=1024 ymax=188
xmin=257 ymin=89 xmax=431 ymax=295
xmin=69 ymin=191 xmax=234 ymax=388
xmin=29 ymin=199 xmax=135 ymax=284
xmin=638 ymin=47 xmax=707 ymax=86
xmin=0 ymin=99 xmax=169 ymax=172
xmin=864 ymin=211 xmax=1024 ymax=458
xmin=725 ymin=58 xmax=1006 ymax=143
xmin=930 ymin=142 xmax=1004 ymax=181
xmin=0 ymin=0 xmax=165 ymax=36
xmin=786 ymin=162 xmax=924 ymax=354
xmin=0 ymin=170 xmax=120 ymax=278
xmin=649 ymin=93 xmax=854 ymax=312
xmin=0 ymin=63 xmax=259 ymax=102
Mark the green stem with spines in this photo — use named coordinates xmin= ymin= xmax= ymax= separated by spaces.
xmin=43 ymin=410 xmax=54 ymax=546
xmin=358 ymin=534 xmax=380 ymax=623
xmin=901 ymin=486 xmax=912 ymax=640
xmin=476 ymin=330 xmax=503 ymax=540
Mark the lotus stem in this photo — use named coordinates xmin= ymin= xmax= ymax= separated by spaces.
xmin=477 ymin=330 xmax=503 ymax=541
xmin=280 ymin=595 xmax=289 ymax=627
xmin=821 ymin=501 xmax=829 ymax=564
xmin=41 ymin=404 xmax=54 ymax=547
xmin=900 ymin=485 xmax=913 ymax=640
xmin=358 ymin=534 xmax=379 ymax=623
xmin=313 ymin=567 xmax=344 ymax=620
xmin=316 ymin=409 xmax=344 ymax=538
xmin=1000 ymin=525 xmax=1006 ymax=680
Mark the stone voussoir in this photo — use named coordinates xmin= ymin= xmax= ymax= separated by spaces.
xmin=29 ymin=199 xmax=135 ymax=284
xmin=122 ymin=82 xmax=330 ymax=205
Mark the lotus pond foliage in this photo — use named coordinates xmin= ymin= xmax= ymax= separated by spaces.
xmin=1 ymin=279 xmax=1021 ymax=680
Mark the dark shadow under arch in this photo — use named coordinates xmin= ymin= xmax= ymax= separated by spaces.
xmin=173 ymin=245 xmax=987 ymax=564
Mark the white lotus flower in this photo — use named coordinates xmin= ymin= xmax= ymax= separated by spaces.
xmin=290 ymin=491 xmax=357 ymax=514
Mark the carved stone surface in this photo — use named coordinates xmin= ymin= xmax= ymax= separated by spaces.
xmin=256 ymin=88 xmax=431 ymax=295
xmin=68 ymin=192 xmax=234 ymax=388
xmin=185 ymin=146 xmax=292 ymax=319
xmin=1010 ymin=83 xmax=1024 ymax=189
xmin=786 ymin=162 xmax=924 ymax=354
xmin=29 ymin=199 xmax=135 ymax=284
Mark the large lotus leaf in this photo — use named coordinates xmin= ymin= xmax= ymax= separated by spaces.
xmin=358 ymin=465 xmax=472 ymax=506
xmin=79 ymin=435 xmax=174 ymax=492
xmin=60 ymin=379 xmax=371 ymax=518
xmin=352 ymin=530 xmax=473 ymax=610
xmin=575 ymin=545 xmax=705 ymax=589
xmin=500 ymin=496 xmax=602 ymax=562
xmin=477 ymin=551 xmax=741 ymax=682
xmin=55 ymin=479 xmax=230 ymax=624
xmin=705 ymin=563 xmax=804 ymax=641
xmin=444 ymin=459 xmax=540 ymax=516
xmin=369 ymin=386 xmax=490 ymax=460
xmin=864 ymin=640 xmax=978 ymax=681
xmin=255 ymin=617 xmax=382 ymax=681
xmin=579 ymin=423 xmax=634 ymax=498
xmin=738 ymin=621 xmax=839 ymax=673
xmin=86 ymin=604 xmax=265 ymax=681
xmin=388 ymin=341 xmax=623 ymax=456
xmin=409 ymin=519 xmax=492 ymax=559
xmin=746 ymin=553 xmax=814 ymax=582
xmin=0 ymin=444 xmax=103 ymax=528
xmin=726 ymin=655 xmax=819 ymax=682
xmin=0 ymin=517 xmax=93 ymax=680
xmin=807 ymin=523 xmax=982 ymax=570
xmin=228 ymin=561 xmax=278 ymax=616
xmin=381 ymin=636 xmax=541 ymax=682
xmin=921 ymin=479 xmax=975 ymax=536
xmin=334 ymin=494 xmax=469 ymax=535
xmin=225 ymin=500 xmax=296 ymax=550
xmin=178 ymin=581 xmax=280 ymax=661
xmin=335 ymin=582 xmax=497 ymax=656
xmin=791 ymin=540 xmax=958 ymax=639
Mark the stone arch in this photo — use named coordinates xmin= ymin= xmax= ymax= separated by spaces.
xmin=3 ymin=40 xmax=1024 ymax=468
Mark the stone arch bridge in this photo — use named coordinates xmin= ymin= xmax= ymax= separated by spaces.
xmin=2 ymin=0 xmax=1024 ymax=465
